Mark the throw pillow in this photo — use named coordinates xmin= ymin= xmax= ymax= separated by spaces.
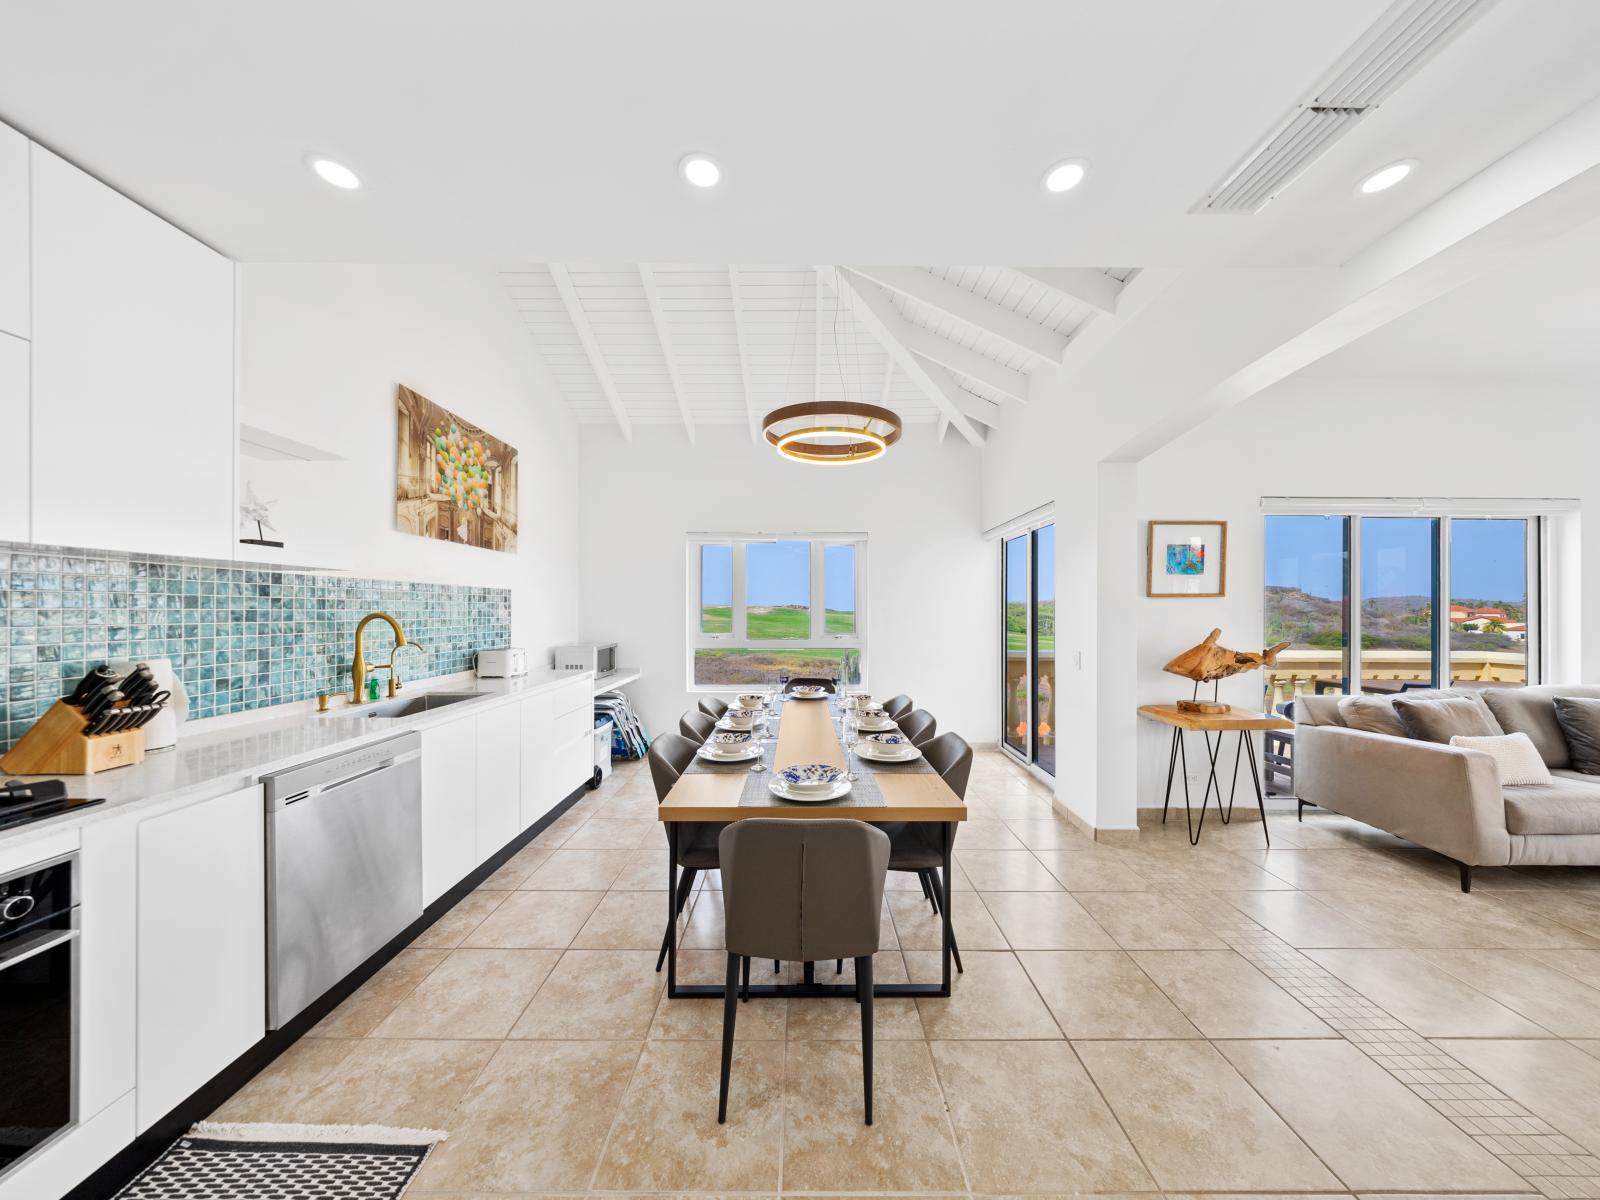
xmin=1448 ymin=731 xmax=1554 ymax=786
xmin=1337 ymin=694 xmax=1409 ymax=738
xmin=1392 ymin=695 xmax=1502 ymax=744
xmin=1553 ymin=696 xmax=1600 ymax=774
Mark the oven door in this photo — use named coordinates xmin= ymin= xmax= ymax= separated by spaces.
xmin=0 ymin=916 xmax=77 ymax=1174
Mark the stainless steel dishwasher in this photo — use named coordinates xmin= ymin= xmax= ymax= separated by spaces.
xmin=263 ymin=732 xmax=422 ymax=1028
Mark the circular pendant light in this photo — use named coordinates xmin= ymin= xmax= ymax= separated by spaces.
xmin=761 ymin=401 xmax=902 ymax=465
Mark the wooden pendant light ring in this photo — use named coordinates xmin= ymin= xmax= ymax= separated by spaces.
xmin=761 ymin=401 xmax=903 ymax=464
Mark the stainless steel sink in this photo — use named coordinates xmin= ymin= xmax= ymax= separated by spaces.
xmin=344 ymin=692 xmax=482 ymax=719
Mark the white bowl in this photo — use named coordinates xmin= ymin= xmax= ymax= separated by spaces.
xmin=777 ymin=763 xmax=845 ymax=793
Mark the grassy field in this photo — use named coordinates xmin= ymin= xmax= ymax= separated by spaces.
xmin=1005 ymin=600 xmax=1056 ymax=653
xmin=694 ymin=647 xmax=862 ymax=686
xmin=701 ymin=604 xmax=854 ymax=637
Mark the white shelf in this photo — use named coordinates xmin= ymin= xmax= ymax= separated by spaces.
xmin=592 ymin=667 xmax=641 ymax=695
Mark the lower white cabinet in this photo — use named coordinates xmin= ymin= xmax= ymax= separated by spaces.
xmin=421 ymin=715 xmax=478 ymax=904
xmin=135 ymin=785 xmax=265 ymax=1132
xmin=79 ymin=815 xmax=137 ymax=1120
xmin=475 ymin=704 xmax=522 ymax=860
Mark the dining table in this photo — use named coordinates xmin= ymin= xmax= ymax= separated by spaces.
xmin=657 ymin=691 xmax=967 ymax=1000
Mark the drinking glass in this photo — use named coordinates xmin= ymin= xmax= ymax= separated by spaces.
xmin=750 ymin=731 xmax=770 ymax=774
xmin=843 ymin=715 xmax=859 ymax=782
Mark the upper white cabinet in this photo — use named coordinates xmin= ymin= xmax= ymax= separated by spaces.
xmin=29 ymin=145 xmax=234 ymax=559
xmin=0 ymin=333 xmax=26 ymax=541
xmin=0 ymin=123 xmax=25 ymax=339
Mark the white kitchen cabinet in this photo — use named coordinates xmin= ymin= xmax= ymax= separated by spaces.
xmin=0 ymin=332 xmax=26 ymax=541
xmin=518 ymin=696 xmax=551 ymax=828
xmin=79 ymin=815 xmax=137 ymax=1121
xmin=0 ymin=122 xmax=25 ymax=339
xmin=135 ymin=786 xmax=265 ymax=1132
xmin=421 ymin=715 xmax=477 ymax=904
xmin=475 ymin=704 xmax=522 ymax=859
xmin=29 ymin=144 xmax=234 ymax=559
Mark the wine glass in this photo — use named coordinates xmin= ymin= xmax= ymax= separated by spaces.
xmin=777 ymin=668 xmax=790 ymax=699
xmin=843 ymin=714 xmax=860 ymax=782
xmin=750 ymin=725 xmax=773 ymax=774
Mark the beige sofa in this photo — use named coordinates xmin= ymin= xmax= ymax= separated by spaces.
xmin=1294 ymin=685 xmax=1600 ymax=890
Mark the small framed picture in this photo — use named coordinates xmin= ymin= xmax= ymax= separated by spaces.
xmin=1147 ymin=520 xmax=1227 ymax=598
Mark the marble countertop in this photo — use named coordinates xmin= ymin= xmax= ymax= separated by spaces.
xmin=0 ymin=668 xmax=594 ymax=849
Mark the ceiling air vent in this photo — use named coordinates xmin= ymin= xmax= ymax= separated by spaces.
xmin=1195 ymin=0 xmax=1499 ymax=214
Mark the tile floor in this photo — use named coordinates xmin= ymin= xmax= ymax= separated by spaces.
xmin=210 ymin=748 xmax=1600 ymax=1198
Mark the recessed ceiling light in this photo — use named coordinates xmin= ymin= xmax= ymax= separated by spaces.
xmin=1358 ymin=159 xmax=1417 ymax=195
xmin=307 ymin=156 xmax=360 ymax=190
xmin=679 ymin=154 xmax=721 ymax=189
xmin=1041 ymin=159 xmax=1086 ymax=194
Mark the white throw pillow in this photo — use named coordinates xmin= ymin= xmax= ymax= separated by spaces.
xmin=1448 ymin=731 xmax=1553 ymax=786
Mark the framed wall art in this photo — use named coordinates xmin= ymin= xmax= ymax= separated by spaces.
xmin=1147 ymin=520 xmax=1227 ymax=598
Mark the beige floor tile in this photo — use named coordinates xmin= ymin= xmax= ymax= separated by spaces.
xmin=1119 ymin=849 xmax=1294 ymax=892
xmin=889 ymin=888 xmax=1010 ymax=950
xmin=526 ymin=809 xmax=588 ymax=849
xmin=292 ymin=1038 xmax=498 ymax=1128
xmin=932 ymin=1039 xmax=1153 ymax=1194
xmin=560 ymin=816 xmax=657 ymax=850
xmin=1071 ymin=892 xmax=1229 ymax=950
xmin=681 ymin=886 xmax=731 ymax=949
xmin=509 ymin=949 xmax=662 ymax=1040
xmin=782 ymin=1040 xmax=966 ymax=1192
xmin=1420 ymin=948 xmax=1600 ymax=1037
xmin=609 ymin=847 xmax=672 ymax=890
xmin=786 ymin=980 xmax=924 ymax=1041
xmin=521 ymin=847 xmax=635 ymax=890
xmin=411 ymin=1040 xmax=639 ymax=1193
xmin=460 ymin=890 xmax=604 ymax=949
xmin=1217 ymin=888 xmax=1406 ymax=948
xmin=412 ymin=890 xmax=509 ymax=950
xmin=951 ymin=817 xmax=1029 ymax=850
xmin=1320 ymin=888 xmax=1600 ymax=949
xmin=587 ymin=791 xmax=661 ymax=819
xmin=476 ymin=844 xmax=553 ymax=890
xmin=954 ymin=849 xmax=1063 ymax=890
xmin=572 ymin=888 xmax=681 ymax=950
xmin=1002 ymin=817 xmax=1094 ymax=851
xmin=1218 ymin=1039 xmax=1527 ymax=1192
xmin=1076 ymin=1039 xmax=1339 ymax=1192
xmin=1248 ymin=847 xmax=1441 ymax=891
xmin=963 ymin=792 xmax=1058 ymax=820
xmin=209 ymin=1037 xmax=356 ymax=1121
xmin=1529 ymin=946 xmax=1600 ymax=989
xmin=593 ymin=1039 xmax=783 ymax=1192
xmin=373 ymin=948 xmax=560 ymax=1039
xmin=1439 ymin=1037 xmax=1600 ymax=1156
xmin=1573 ymin=1038 xmax=1600 ymax=1061
xmin=1018 ymin=950 xmax=1201 ymax=1039
xmin=1132 ymin=950 xmax=1332 ymax=1038
xmin=649 ymin=950 xmax=788 ymax=1041
xmin=906 ymin=950 xmax=1062 ymax=1039
xmin=1305 ymin=949 xmax=1552 ymax=1037
xmin=978 ymin=890 xmax=1118 ymax=950
xmin=1033 ymin=849 xmax=1150 ymax=891
xmin=308 ymin=948 xmax=449 ymax=1038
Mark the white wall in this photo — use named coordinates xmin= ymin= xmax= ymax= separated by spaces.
xmin=237 ymin=264 xmax=580 ymax=656
xmin=577 ymin=423 xmax=995 ymax=744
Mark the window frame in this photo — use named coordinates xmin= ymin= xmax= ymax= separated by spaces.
xmin=685 ymin=533 xmax=868 ymax=692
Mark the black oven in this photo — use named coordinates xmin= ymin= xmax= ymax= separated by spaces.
xmin=0 ymin=856 xmax=77 ymax=1176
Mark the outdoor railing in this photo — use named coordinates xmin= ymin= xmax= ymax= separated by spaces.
xmin=1264 ymin=647 xmax=1527 ymax=703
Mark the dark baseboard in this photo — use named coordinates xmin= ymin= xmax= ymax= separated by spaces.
xmin=65 ymin=782 xmax=590 ymax=1200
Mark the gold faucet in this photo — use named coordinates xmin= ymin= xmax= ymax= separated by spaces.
xmin=351 ymin=612 xmax=409 ymax=702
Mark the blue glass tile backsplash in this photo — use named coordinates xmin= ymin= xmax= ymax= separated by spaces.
xmin=0 ymin=543 xmax=512 ymax=751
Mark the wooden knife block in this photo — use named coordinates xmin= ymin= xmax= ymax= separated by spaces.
xmin=0 ymin=700 xmax=146 ymax=775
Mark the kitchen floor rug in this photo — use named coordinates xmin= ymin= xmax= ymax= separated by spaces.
xmin=113 ymin=1123 xmax=446 ymax=1199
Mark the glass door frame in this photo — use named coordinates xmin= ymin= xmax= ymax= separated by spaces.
xmin=999 ymin=517 xmax=1055 ymax=779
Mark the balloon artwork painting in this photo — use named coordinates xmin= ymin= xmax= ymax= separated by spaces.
xmin=395 ymin=385 xmax=520 ymax=552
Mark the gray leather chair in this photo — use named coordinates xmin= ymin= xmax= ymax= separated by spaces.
xmin=649 ymin=733 xmax=721 ymax=971
xmin=699 ymin=696 xmax=730 ymax=720
xmin=679 ymin=710 xmax=716 ymax=743
xmin=718 ymin=819 xmax=889 ymax=1125
xmin=898 ymin=708 xmax=937 ymax=748
xmin=887 ymin=731 xmax=972 ymax=970
xmin=786 ymin=675 xmax=836 ymax=694
xmin=883 ymin=694 xmax=913 ymax=722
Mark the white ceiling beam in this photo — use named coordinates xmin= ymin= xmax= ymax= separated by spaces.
xmin=845 ymin=266 xmax=1069 ymax=363
xmin=1010 ymin=267 xmax=1123 ymax=315
xmin=823 ymin=268 xmax=991 ymax=444
xmin=878 ymin=360 xmax=895 ymax=406
xmin=814 ymin=271 xmax=823 ymax=408
xmin=898 ymin=323 xmax=1029 ymax=401
xmin=727 ymin=266 xmax=761 ymax=443
xmin=936 ymin=416 xmax=951 ymax=444
xmin=637 ymin=264 xmax=696 ymax=443
xmin=549 ymin=264 xmax=633 ymax=441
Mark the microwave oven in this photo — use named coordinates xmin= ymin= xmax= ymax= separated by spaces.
xmin=553 ymin=643 xmax=617 ymax=676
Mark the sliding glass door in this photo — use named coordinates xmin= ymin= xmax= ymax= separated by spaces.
xmin=1001 ymin=522 xmax=1055 ymax=776
xmin=1003 ymin=533 xmax=1029 ymax=758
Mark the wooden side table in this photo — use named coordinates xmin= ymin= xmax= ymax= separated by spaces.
xmin=1137 ymin=705 xmax=1294 ymax=846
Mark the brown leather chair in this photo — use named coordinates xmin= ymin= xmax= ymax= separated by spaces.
xmin=898 ymin=708 xmax=937 ymax=748
xmin=649 ymin=733 xmax=721 ymax=971
xmin=786 ymin=675 xmax=836 ymax=694
xmin=882 ymin=694 xmax=913 ymax=722
xmin=679 ymin=710 xmax=716 ymax=743
xmin=718 ymin=819 xmax=889 ymax=1125
xmin=887 ymin=731 xmax=973 ymax=970
xmin=699 ymin=696 xmax=730 ymax=720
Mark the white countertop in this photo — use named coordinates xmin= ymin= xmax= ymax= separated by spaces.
xmin=0 ymin=668 xmax=594 ymax=849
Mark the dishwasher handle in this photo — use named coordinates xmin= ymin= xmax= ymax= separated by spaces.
xmin=262 ymin=733 xmax=422 ymax=809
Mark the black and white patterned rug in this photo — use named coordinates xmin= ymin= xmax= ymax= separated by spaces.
xmin=114 ymin=1123 xmax=445 ymax=1199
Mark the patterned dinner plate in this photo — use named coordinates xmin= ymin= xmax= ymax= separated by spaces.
xmin=767 ymin=775 xmax=853 ymax=803
xmin=856 ymin=733 xmax=921 ymax=762
xmin=855 ymin=714 xmax=897 ymax=731
xmin=776 ymin=763 xmax=845 ymax=792
xmin=698 ymin=742 xmax=761 ymax=762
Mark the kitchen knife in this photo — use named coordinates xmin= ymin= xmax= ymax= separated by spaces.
xmin=81 ymin=686 xmax=123 ymax=725
xmin=117 ymin=665 xmax=157 ymax=706
xmin=68 ymin=666 xmax=118 ymax=708
xmin=84 ymin=709 xmax=115 ymax=735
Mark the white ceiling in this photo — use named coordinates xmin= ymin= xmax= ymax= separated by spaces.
xmin=3 ymin=1 xmax=1599 ymax=266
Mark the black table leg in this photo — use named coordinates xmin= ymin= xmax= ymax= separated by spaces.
xmin=666 ymin=823 xmax=679 ymax=998
xmin=1243 ymin=730 xmax=1270 ymax=848
xmin=941 ymin=822 xmax=954 ymax=997
xmin=1161 ymin=727 xmax=1180 ymax=824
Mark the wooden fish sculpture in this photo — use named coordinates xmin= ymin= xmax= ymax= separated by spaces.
xmin=1165 ymin=628 xmax=1291 ymax=684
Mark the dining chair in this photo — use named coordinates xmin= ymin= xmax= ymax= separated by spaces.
xmin=898 ymin=708 xmax=937 ymax=747
xmin=786 ymin=675 xmax=836 ymax=693
xmin=699 ymin=696 xmax=730 ymax=720
xmin=882 ymin=694 xmax=913 ymax=722
xmin=679 ymin=710 xmax=716 ymax=743
xmin=649 ymin=733 xmax=722 ymax=971
xmin=718 ymin=818 xmax=889 ymax=1125
xmin=885 ymin=731 xmax=972 ymax=971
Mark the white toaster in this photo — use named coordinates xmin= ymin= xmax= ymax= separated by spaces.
xmin=475 ymin=647 xmax=528 ymax=677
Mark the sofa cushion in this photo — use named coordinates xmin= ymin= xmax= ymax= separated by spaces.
xmin=1482 ymin=685 xmax=1600 ymax=769
xmin=1449 ymin=732 xmax=1553 ymax=786
xmin=1503 ymin=775 xmax=1600 ymax=835
xmin=1338 ymin=694 xmax=1408 ymax=737
xmin=1553 ymin=696 xmax=1600 ymax=775
xmin=1392 ymin=695 xmax=1503 ymax=744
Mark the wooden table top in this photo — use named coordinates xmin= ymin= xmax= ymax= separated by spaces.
xmin=1138 ymin=703 xmax=1293 ymax=732
xmin=659 ymin=697 xmax=967 ymax=823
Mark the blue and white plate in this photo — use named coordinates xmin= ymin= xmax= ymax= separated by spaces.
xmin=789 ymin=684 xmax=827 ymax=700
xmin=698 ymin=735 xmax=760 ymax=762
xmin=719 ymin=708 xmax=764 ymax=729
xmin=776 ymin=762 xmax=845 ymax=793
xmin=709 ymin=730 xmax=753 ymax=746
xmin=857 ymin=732 xmax=920 ymax=762
xmin=856 ymin=711 xmax=896 ymax=731
xmin=768 ymin=774 xmax=852 ymax=803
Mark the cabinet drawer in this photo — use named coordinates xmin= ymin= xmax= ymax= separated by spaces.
xmin=550 ymin=676 xmax=592 ymax=715
xmin=553 ymin=703 xmax=592 ymax=744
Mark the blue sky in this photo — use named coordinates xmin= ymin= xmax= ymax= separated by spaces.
xmin=700 ymin=541 xmax=856 ymax=610
xmin=1265 ymin=516 xmax=1526 ymax=602
xmin=1005 ymin=525 xmax=1055 ymax=601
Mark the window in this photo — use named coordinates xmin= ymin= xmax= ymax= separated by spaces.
xmin=1263 ymin=503 xmax=1543 ymax=703
xmin=1000 ymin=520 xmax=1055 ymax=776
xmin=688 ymin=536 xmax=865 ymax=688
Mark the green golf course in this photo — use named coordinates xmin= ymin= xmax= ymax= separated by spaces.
xmin=700 ymin=604 xmax=855 ymax=637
